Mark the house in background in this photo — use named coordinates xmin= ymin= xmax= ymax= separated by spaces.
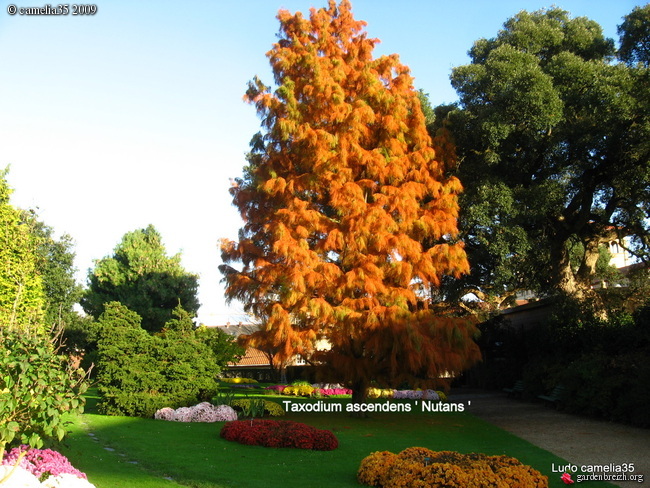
xmin=210 ymin=322 xmax=308 ymax=382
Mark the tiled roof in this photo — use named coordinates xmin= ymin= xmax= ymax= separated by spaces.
xmin=229 ymin=347 xmax=269 ymax=368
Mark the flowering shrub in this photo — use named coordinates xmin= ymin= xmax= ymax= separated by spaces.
xmin=1 ymin=446 xmax=95 ymax=487
xmin=2 ymin=446 xmax=87 ymax=481
xmin=265 ymin=384 xmax=352 ymax=396
xmin=154 ymin=402 xmax=238 ymax=422
xmin=220 ymin=420 xmax=338 ymax=450
xmin=392 ymin=390 xmax=441 ymax=400
xmin=357 ymin=447 xmax=548 ymax=487
xmin=367 ymin=388 xmax=395 ymax=399
xmin=282 ymin=385 xmax=315 ymax=396
xmin=220 ymin=377 xmax=258 ymax=384
xmin=231 ymin=399 xmax=285 ymax=417
xmin=317 ymin=387 xmax=353 ymax=396
xmin=366 ymin=388 xmax=446 ymax=400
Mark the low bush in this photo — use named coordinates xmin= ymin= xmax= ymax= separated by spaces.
xmin=220 ymin=420 xmax=338 ymax=450
xmin=357 ymin=447 xmax=548 ymax=487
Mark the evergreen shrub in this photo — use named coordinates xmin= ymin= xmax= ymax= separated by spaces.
xmin=95 ymin=302 xmax=220 ymax=417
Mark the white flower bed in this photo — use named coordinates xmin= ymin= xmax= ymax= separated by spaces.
xmin=154 ymin=402 xmax=238 ymax=422
xmin=0 ymin=466 xmax=96 ymax=488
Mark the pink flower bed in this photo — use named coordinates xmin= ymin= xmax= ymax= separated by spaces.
xmin=1 ymin=446 xmax=87 ymax=481
xmin=317 ymin=388 xmax=352 ymax=396
xmin=1 ymin=446 xmax=95 ymax=487
xmin=265 ymin=385 xmax=352 ymax=396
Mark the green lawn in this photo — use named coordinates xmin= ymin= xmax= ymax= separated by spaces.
xmin=57 ymin=390 xmax=615 ymax=488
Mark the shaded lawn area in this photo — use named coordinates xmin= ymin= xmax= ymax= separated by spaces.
xmin=59 ymin=392 xmax=615 ymax=488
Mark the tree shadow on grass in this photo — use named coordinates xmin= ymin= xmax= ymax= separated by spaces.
xmin=56 ymin=391 xmax=618 ymax=488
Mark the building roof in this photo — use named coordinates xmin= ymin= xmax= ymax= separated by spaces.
xmin=211 ymin=323 xmax=260 ymax=337
xmin=228 ymin=346 xmax=269 ymax=368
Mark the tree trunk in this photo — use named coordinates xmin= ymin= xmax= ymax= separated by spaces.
xmin=551 ymin=238 xmax=607 ymax=319
xmin=350 ymin=378 xmax=369 ymax=418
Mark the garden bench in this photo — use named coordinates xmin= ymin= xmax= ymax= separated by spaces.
xmin=538 ymin=385 xmax=567 ymax=408
xmin=503 ymin=380 xmax=525 ymax=397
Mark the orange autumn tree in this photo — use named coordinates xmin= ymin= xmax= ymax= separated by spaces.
xmin=220 ymin=0 xmax=480 ymax=403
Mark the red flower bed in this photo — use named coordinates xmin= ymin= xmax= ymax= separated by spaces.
xmin=220 ymin=419 xmax=338 ymax=450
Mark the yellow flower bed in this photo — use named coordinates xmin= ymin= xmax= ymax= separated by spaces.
xmin=281 ymin=384 xmax=315 ymax=397
xmin=220 ymin=377 xmax=258 ymax=384
xmin=358 ymin=447 xmax=548 ymax=487
xmin=367 ymin=387 xmax=395 ymax=399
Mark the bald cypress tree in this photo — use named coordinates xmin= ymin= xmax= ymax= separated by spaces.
xmin=220 ymin=0 xmax=480 ymax=403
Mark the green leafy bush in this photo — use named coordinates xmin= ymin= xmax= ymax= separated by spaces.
xmin=96 ymin=303 xmax=220 ymax=417
xmin=0 ymin=328 xmax=88 ymax=456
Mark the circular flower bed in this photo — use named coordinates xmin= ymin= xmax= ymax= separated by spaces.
xmin=357 ymin=447 xmax=548 ymax=487
xmin=220 ymin=419 xmax=338 ymax=450
xmin=1 ymin=446 xmax=95 ymax=488
xmin=154 ymin=402 xmax=238 ymax=422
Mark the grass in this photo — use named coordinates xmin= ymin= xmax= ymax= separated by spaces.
xmin=56 ymin=389 xmax=616 ymax=488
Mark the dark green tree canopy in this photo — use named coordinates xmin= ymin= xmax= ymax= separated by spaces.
xmin=82 ymin=225 xmax=200 ymax=333
xmin=618 ymin=4 xmax=650 ymax=67
xmin=437 ymin=7 xmax=650 ymax=311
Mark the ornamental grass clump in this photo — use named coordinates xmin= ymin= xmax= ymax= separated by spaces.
xmin=357 ymin=447 xmax=548 ymax=487
xmin=230 ymin=399 xmax=285 ymax=417
xmin=220 ymin=420 xmax=338 ymax=450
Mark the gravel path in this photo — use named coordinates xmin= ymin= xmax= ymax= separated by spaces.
xmin=452 ymin=388 xmax=650 ymax=487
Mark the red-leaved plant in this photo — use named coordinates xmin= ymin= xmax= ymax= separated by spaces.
xmin=220 ymin=420 xmax=338 ymax=450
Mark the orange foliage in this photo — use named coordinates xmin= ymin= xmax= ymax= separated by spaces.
xmin=220 ymin=0 xmax=480 ymax=398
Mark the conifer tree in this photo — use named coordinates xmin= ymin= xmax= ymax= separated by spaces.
xmin=220 ymin=0 xmax=480 ymax=402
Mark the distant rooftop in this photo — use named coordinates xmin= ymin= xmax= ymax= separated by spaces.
xmin=207 ymin=323 xmax=260 ymax=336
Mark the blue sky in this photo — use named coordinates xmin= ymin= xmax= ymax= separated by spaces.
xmin=0 ymin=0 xmax=642 ymax=324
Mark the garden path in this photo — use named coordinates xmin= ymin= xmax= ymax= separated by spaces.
xmin=451 ymin=387 xmax=650 ymax=488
